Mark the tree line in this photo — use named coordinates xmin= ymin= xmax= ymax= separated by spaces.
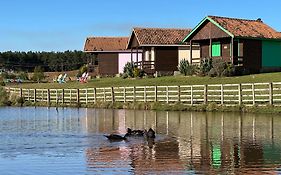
xmin=0 ymin=51 xmax=92 ymax=72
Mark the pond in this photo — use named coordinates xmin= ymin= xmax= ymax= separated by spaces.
xmin=0 ymin=107 xmax=281 ymax=174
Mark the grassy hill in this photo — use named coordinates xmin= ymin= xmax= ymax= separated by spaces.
xmin=6 ymin=72 xmax=281 ymax=89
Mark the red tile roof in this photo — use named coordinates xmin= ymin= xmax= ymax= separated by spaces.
xmin=84 ymin=37 xmax=129 ymax=52
xmin=131 ymin=28 xmax=192 ymax=46
xmin=208 ymin=16 xmax=281 ymax=39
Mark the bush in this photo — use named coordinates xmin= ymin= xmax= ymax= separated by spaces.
xmin=178 ymin=59 xmax=189 ymax=76
xmin=32 ymin=66 xmax=45 ymax=82
xmin=222 ymin=63 xmax=235 ymax=77
xmin=208 ymin=68 xmax=217 ymax=77
xmin=199 ymin=58 xmax=213 ymax=76
xmin=123 ymin=62 xmax=134 ymax=78
xmin=79 ymin=64 xmax=88 ymax=74
xmin=18 ymin=72 xmax=29 ymax=80
xmin=212 ymin=58 xmax=227 ymax=77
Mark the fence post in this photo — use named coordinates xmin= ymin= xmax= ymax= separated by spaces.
xmin=252 ymin=84 xmax=255 ymax=105
xmin=62 ymin=89 xmax=65 ymax=104
xmin=47 ymin=89 xmax=50 ymax=106
xmin=191 ymin=86 xmax=193 ymax=105
xmin=166 ymin=86 xmax=169 ymax=103
xmin=77 ymin=89 xmax=80 ymax=105
xmin=204 ymin=85 xmax=208 ymax=104
xmin=34 ymin=89 xmax=36 ymax=103
xmin=123 ymin=87 xmax=126 ymax=103
xmin=221 ymin=84 xmax=224 ymax=105
xmin=28 ymin=89 xmax=30 ymax=101
xmin=85 ymin=89 xmax=88 ymax=105
xmin=269 ymin=82 xmax=273 ymax=105
xmin=178 ymin=85 xmax=181 ymax=102
xmin=94 ymin=88 xmax=97 ymax=103
xmin=20 ymin=88 xmax=23 ymax=98
xmin=133 ymin=86 xmax=136 ymax=102
xmin=144 ymin=86 xmax=147 ymax=102
xmin=238 ymin=84 xmax=242 ymax=105
xmin=154 ymin=86 xmax=157 ymax=102
xmin=70 ymin=89 xmax=72 ymax=105
xmin=103 ymin=88 xmax=106 ymax=102
xmin=111 ymin=87 xmax=114 ymax=103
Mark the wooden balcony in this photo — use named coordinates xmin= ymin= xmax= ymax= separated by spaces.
xmin=135 ymin=61 xmax=155 ymax=74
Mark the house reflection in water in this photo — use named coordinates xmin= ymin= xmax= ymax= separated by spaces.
xmin=83 ymin=109 xmax=281 ymax=174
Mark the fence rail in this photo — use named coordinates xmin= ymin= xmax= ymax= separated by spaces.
xmin=6 ymin=82 xmax=281 ymax=106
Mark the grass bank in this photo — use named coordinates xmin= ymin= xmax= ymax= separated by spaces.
xmin=14 ymin=100 xmax=281 ymax=114
xmin=7 ymin=72 xmax=281 ymax=89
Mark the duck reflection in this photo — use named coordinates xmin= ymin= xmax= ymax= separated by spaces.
xmin=84 ymin=109 xmax=281 ymax=174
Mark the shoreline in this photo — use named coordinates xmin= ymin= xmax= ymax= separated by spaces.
xmin=15 ymin=101 xmax=281 ymax=114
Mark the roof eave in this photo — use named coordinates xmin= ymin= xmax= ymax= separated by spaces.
xmin=182 ymin=16 xmax=234 ymax=43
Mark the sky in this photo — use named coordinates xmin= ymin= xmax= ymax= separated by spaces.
xmin=0 ymin=0 xmax=280 ymax=52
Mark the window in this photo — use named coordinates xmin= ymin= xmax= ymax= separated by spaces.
xmin=212 ymin=42 xmax=221 ymax=57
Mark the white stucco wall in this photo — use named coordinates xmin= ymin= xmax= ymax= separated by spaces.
xmin=118 ymin=52 xmax=142 ymax=74
xmin=178 ymin=46 xmax=200 ymax=65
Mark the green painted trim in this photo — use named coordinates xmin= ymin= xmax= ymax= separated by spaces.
xmin=237 ymin=39 xmax=240 ymax=57
xmin=212 ymin=42 xmax=221 ymax=57
xmin=182 ymin=16 xmax=234 ymax=43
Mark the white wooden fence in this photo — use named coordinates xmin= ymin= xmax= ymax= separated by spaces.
xmin=6 ymin=82 xmax=281 ymax=106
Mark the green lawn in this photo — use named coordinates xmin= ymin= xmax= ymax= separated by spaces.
xmin=7 ymin=72 xmax=281 ymax=89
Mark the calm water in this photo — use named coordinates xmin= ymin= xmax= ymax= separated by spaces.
xmin=0 ymin=107 xmax=281 ymax=174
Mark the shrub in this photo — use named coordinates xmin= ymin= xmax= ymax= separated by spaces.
xmin=123 ymin=62 xmax=134 ymax=78
xmin=32 ymin=66 xmax=45 ymax=82
xmin=199 ymin=58 xmax=213 ymax=76
xmin=18 ymin=72 xmax=29 ymax=80
xmin=178 ymin=59 xmax=189 ymax=76
xmin=222 ymin=63 xmax=235 ymax=77
xmin=212 ymin=58 xmax=227 ymax=77
xmin=80 ymin=64 xmax=88 ymax=74
xmin=208 ymin=68 xmax=217 ymax=77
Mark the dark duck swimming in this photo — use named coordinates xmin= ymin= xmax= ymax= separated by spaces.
xmin=124 ymin=128 xmax=144 ymax=137
xmin=104 ymin=134 xmax=127 ymax=141
xmin=145 ymin=128 xmax=156 ymax=139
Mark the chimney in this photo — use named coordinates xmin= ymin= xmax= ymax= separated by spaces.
xmin=257 ymin=18 xmax=263 ymax=23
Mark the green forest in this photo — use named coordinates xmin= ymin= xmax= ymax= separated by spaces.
xmin=0 ymin=51 xmax=92 ymax=72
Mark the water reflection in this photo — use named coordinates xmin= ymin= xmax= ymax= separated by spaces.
xmin=85 ymin=109 xmax=281 ymax=174
xmin=0 ymin=107 xmax=281 ymax=174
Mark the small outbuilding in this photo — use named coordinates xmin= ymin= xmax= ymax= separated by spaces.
xmin=182 ymin=16 xmax=281 ymax=73
xmin=127 ymin=28 xmax=200 ymax=75
xmin=84 ymin=37 xmax=141 ymax=76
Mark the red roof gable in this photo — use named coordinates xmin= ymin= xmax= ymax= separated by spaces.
xmin=84 ymin=37 xmax=129 ymax=52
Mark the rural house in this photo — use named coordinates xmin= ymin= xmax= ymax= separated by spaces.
xmin=182 ymin=16 xmax=281 ymax=73
xmin=84 ymin=37 xmax=141 ymax=76
xmin=127 ymin=28 xmax=200 ymax=75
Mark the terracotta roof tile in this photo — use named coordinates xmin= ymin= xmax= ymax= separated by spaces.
xmin=208 ymin=16 xmax=281 ymax=39
xmin=133 ymin=28 xmax=192 ymax=45
xmin=84 ymin=37 xmax=129 ymax=52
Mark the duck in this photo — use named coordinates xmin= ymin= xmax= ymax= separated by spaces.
xmin=124 ymin=128 xmax=144 ymax=137
xmin=145 ymin=128 xmax=156 ymax=139
xmin=104 ymin=134 xmax=127 ymax=141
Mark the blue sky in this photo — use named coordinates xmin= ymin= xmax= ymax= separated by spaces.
xmin=0 ymin=0 xmax=280 ymax=52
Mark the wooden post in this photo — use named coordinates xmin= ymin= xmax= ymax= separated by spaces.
xmin=231 ymin=37 xmax=234 ymax=64
xmin=20 ymin=88 xmax=23 ymax=98
xmin=56 ymin=89 xmax=58 ymax=103
xmin=70 ymin=89 xmax=72 ymax=105
xmin=77 ymin=89 xmax=80 ymax=105
xmin=191 ymin=86 xmax=193 ymax=105
xmin=111 ymin=87 xmax=114 ymax=103
xmin=204 ymin=85 xmax=208 ymax=104
xmin=190 ymin=40 xmax=193 ymax=65
xmin=154 ymin=86 xmax=157 ymax=102
xmin=144 ymin=86 xmax=147 ymax=102
xmin=166 ymin=86 xmax=169 ymax=104
xmin=62 ymin=89 xmax=65 ymax=104
xmin=252 ymin=84 xmax=255 ymax=105
xmin=47 ymin=89 xmax=50 ymax=106
xmin=178 ymin=85 xmax=181 ymax=102
xmin=28 ymin=89 xmax=30 ymax=101
xmin=269 ymin=82 xmax=273 ymax=105
xmin=103 ymin=88 xmax=106 ymax=102
xmin=123 ymin=87 xmax=126 ymax=103
xmin=34 ymin=89 xmax=36 ymax=103
xmin=221 ymin=84 xmax=224 ymax=105
xmin=238 ymin=84 xmax=242 ymax=105
xmin=41 ymin=90 xmax=43 ymax=101
xmin=85 ymin=89 xmax=88 ymax=105
xmin=133 ymin=86 xmax=136 ymax=102
xmin=94 ymin=88 xmax=97 ymax=103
